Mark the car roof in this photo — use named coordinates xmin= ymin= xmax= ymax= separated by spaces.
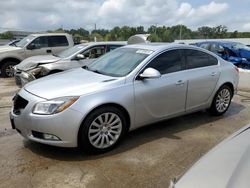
xmin=79 ymin=41 xmax=127 ymax=47
xmin=122 ymin=42 xmax=204 ymax=52
xmin=197 ymin=40 xmax=241 ymax=46
xmin=30 ymin=33 xmax=71 ymax=37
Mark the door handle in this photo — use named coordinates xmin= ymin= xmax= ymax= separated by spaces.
xmin=176 ymin=80 xmax=185 ymax=85
xmin=210 ymin=72 xmax=217 ymax=76
xmin=46 ymin=49 xmax=52 ymax=53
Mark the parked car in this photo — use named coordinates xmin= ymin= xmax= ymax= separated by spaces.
xmin=0 ymin=33 xmax=74 ymax=77
xmin=195 ymin=41 xmax=250 ymax=68
xmin=10 ymin=43 xmax=239 ymax=153
xmin=14 ymin=41 xmax=126 ymax=87
xmin=170 ymin=124 xmax=250 ymax=188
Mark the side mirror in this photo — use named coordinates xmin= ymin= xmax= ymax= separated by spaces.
xmin=27 ymin=43 xmax=36 ymax=50
xmin=139 ymin=68 xmax=161 ymax=79
xmin=75 ymin=54 xmax=85 ymax=60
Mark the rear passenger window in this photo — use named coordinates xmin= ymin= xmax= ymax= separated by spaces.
xmin=146 ymin=49 xmax=185 ymax=74
xmin=49 ymin=36 xmax=69 ymax=47
xmin=184 ymin=49 xmax=218 ymax=69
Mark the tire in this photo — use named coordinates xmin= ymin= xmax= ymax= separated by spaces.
xmin=78 ymin=106 xmax=128 ymax=153
xmin=1 ymin=61 xmax=18 ymax=77
xmin=209 ymin=85 xmax=232 ymax=116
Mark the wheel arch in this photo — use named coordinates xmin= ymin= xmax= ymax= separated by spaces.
xmin=220 ymin=82 xmax=234 ymax=94
xmin=0 ymin=57 xmax=21 ymax=69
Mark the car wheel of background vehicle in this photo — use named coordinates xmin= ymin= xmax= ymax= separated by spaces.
xmin=79 ymin=106 xmax=128 ymax=153
xmin=1 ymin=62 xmax=17 ymax=77
xmin=209 ymin=85 xmax=232 ymax=116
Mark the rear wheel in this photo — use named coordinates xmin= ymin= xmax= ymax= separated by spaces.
xmin=79 ymin=106 xmax=128 ymax=153
xmin=209 ymin=85 xmax=232 ymax=116
xmin=1 ymin=62 xmax=18 ymax=77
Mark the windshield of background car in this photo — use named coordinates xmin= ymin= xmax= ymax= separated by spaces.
xmin=15 ymin=35 xmax=36 ymax=48
xmin=232 ymin=43 xmax=250 ymax=51
xmin=87 ymin=48 xmax=153 ymax=77
xmin=57 ymin=44 xmax=88 ymax=58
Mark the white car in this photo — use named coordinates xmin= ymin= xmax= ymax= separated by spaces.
xmin=170 ymin=124 xmax=250 ymax=188
xmin=0 ymin=33 xmax=74 ymax=77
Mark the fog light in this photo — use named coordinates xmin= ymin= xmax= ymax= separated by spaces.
xmin=43 ymin=133 xmax=60 ymax=141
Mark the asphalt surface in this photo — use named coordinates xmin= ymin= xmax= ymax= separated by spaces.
xmin=1 ymin=78 xmax=250 ymax=188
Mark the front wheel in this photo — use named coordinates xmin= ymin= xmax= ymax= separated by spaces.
xmin=209 ymin=85 xmax=232 ymax=116
xmin=78 ymin=106 xmax=128 ymax=153
xmin=1 ymin=62 xmax=18 ymax=77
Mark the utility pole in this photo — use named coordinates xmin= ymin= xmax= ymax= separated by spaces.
xmin=179 ymin=24 xmax=182 ymax=40
xmin=155 ymin=23 xmax=158 ymax=34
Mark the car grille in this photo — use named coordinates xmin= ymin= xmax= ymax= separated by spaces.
xmin=13 ymin=95 xmax=28 ymax=115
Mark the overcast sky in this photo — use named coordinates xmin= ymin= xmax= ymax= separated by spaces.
xmin=0 ymin=0 xmax=250 ymax=32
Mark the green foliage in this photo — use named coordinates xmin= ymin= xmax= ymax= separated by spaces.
xmin=0 ymin=31 xmax=14 ymax=39
xmin=42 ymin=25 xmax=250 ymax=42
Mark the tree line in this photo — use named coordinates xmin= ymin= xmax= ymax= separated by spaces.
xmin=1 ymin=25 xmax=250 ymax=42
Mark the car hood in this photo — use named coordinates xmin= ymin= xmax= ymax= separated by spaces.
xmin=0 ymin=45 xmax=22 ymax=53
xmin=174 ymin=125 xmax=250 ymax=188
xmin=16 ymin=55 xmax=61 ymax=71
xmin=24 ymin=68 xmax=121 ymax=99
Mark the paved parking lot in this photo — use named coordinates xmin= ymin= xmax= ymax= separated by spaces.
xmin=1 ymin=77 xmax=250 ymax=188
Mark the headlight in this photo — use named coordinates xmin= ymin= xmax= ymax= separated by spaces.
xmin=242 ymin=58 xmax=247 ymax=62
xmin=29 ymin=67 xmax=42 ymax=76
xmin=32 ymin=96 xmax=79 ymax=115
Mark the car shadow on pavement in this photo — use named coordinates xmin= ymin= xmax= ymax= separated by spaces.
xmin=23 ymin=101 xmax=245 ymax=160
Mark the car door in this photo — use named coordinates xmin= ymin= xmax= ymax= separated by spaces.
xmin=49 ymin=36 xmax=69 ymax=54
xmin=182 ymin=49 xmax=220 ymax=111
xmin=25 ymin=36 xmax=51 ymax=58
xmin=134 ymin=49 xmax=187 ymax=126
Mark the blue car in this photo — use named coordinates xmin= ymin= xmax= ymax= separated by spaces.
xmin=195 ymin=41 xmax=250 ymax=68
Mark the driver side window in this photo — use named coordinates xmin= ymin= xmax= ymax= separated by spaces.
xmin=82 ymin=46 xmax=106 ymax=59
xmin=146 ymin=49 xmax=185 ymax=75
xmin=29 ymin=36 xmax=49 ymax=49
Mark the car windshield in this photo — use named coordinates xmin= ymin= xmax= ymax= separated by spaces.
xmin=15 ymin=35 xmax=36 ymax=48
xmin=57 ymin=44 xmax=88 ymax=58
xmin=232 ymin=42 xmax=250 ymax=51
xmin=87 ymin=48 xmax=153 ymax=77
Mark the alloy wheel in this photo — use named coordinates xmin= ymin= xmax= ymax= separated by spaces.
xmin=215 ymin=88 xmax=231 ymax=113
xmin=88 ymin=112 xmax=122 ymax=149
xmin=5 ymin=65 xmax=15 ymax=77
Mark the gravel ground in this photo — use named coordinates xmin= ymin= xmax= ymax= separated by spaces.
xmin=0 ymin=77 xmax=250 ymax=188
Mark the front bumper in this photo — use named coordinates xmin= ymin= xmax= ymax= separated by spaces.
xmin=10 ymin=89 xmax=83 ymax=147
xmin=14 ymin=70 xmax=36 ymax=87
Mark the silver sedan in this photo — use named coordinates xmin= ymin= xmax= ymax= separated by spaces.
xmin=10 ymin=43 xmax=239 ymax=153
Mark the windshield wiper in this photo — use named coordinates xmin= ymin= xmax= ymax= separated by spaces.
xmin=82 ymin=65 xmax=89 ymax=70
xmin=90 ymin=69 xmax=102 ymax=74
xmin=52 ymin=53 xmax=58 ymax=57
xmin=82 ymin=66 xmax=102 ymax=74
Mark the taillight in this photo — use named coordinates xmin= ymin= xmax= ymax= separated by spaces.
xmin=234 ymin=66 xmax=239 ymax=73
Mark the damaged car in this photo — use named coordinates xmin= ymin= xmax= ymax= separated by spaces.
xmin=14 ymin=42 xmax=126 ymax=87
xmin=196 ymin=41 xmax=250 ymax=68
